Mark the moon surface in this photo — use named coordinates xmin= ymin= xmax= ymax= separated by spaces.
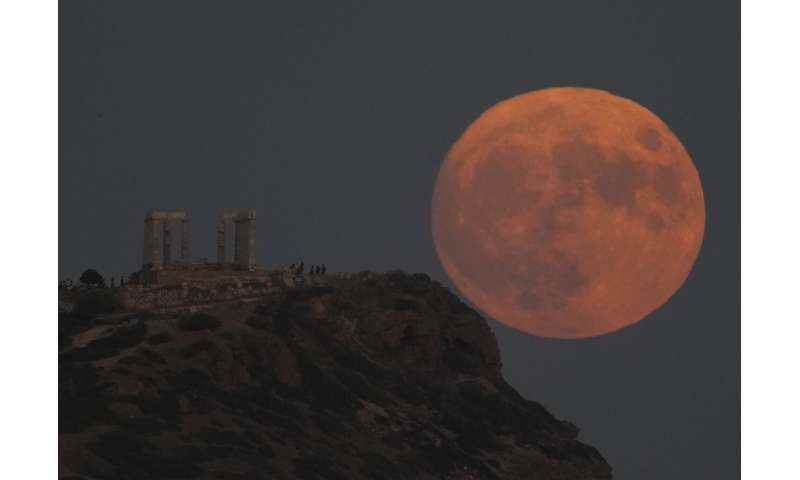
xmin=431 ymin=87 xmax=705 ymax=339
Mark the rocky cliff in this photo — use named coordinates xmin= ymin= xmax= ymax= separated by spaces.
xmin=59 ymin=270 xmax=612 ymax=479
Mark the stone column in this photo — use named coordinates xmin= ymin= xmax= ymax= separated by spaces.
xmin=180 ymin=217 xmax=191 ymax=261
xmin=163 ymin=221 xmax=172 ymax=266
xmin=143 ymin=218 xmax=153 ymax=267
xmin=235 ymin=211 xmax=257 ymax=270
xmin=143 ymin=217 xmax=162 ymax=269
xmin=233 ymin=220 xmax=241 ymax=267
xmin=245 ymin=214 xmax=256 ymax=270
xmin=216 ymin=217 xmax=227 ymax=264
xmin=247 ymin=215 xmax=256 ymax=270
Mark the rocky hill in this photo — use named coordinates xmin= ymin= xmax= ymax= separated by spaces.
xmin=59 ymin=270 xmax=612 ymax=479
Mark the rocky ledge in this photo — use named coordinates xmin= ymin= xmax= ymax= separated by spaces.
xmin=59 ymin=270 xmax=612 ymax=479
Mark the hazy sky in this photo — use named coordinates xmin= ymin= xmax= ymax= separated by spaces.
xmin=60 ymin=2 xmax=739 ymax=478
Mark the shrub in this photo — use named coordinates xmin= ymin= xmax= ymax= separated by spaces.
xmin=180 ymin=339 xmax=216 ymax=358
xmin=146 ymin=332 xmax=174 ymax=345
xmin=79 ymin=268 xmax=105 ymax=288
xmin=177 ymin=312 xmax=221 ymax=332
xmin=73 ymin=289 xmax=121 ymax=318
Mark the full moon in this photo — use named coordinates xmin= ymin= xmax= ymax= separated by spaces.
xmin=431 ymin=87 xmax=705 ymax=339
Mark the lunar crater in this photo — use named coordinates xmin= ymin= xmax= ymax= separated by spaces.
xmin=636 ymin=125 xmax=663 ymax=151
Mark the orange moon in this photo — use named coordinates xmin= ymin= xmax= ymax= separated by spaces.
xmin=431 ymin=87 xmax=705 ymax=339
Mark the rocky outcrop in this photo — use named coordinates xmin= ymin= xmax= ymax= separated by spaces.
xmin=59 ymin=270 xmax=612 ymax=479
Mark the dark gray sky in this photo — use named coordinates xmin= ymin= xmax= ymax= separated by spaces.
xmin=60 ymin=1 xmax=739 ymax=478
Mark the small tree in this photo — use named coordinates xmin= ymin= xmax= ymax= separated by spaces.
xmin=79 ymin=269 xmax=105 ymax=288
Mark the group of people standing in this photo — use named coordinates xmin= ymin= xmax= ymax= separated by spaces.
xmin=288 ymin=261 xmax=327 ymax=276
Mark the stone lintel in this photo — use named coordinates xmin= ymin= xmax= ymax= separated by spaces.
xmin=145 ymin=209 xmax=189 ymax=221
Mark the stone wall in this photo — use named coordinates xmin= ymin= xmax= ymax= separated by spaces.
xmin=120 ymin=277 xmax=276 ymax=313
xmin=121 ymin=265 xmax=335 ymax=313
xmin=133 ymin=263 xmax=268 ymax=286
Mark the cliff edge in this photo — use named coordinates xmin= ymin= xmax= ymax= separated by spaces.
xmin=59 ymin=270 xmax=612 ymax=479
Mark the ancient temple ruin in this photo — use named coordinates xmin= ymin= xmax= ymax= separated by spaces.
xmin=141 ymin=208 xmax=257 ymax=271
xmin=216 ymin=209 xmax=257 ymax=271
xmin=142 ymin=209 xmax=191 ymax=269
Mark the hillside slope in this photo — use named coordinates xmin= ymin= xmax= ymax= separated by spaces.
xmin=59 ymin=271 xmax=612 ymax=479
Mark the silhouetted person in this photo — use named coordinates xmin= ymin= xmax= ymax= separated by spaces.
xmin=321 ymin=265 xmax=326 ymax=275
xmin=298 ymin=261 xmax=304 ymax=274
